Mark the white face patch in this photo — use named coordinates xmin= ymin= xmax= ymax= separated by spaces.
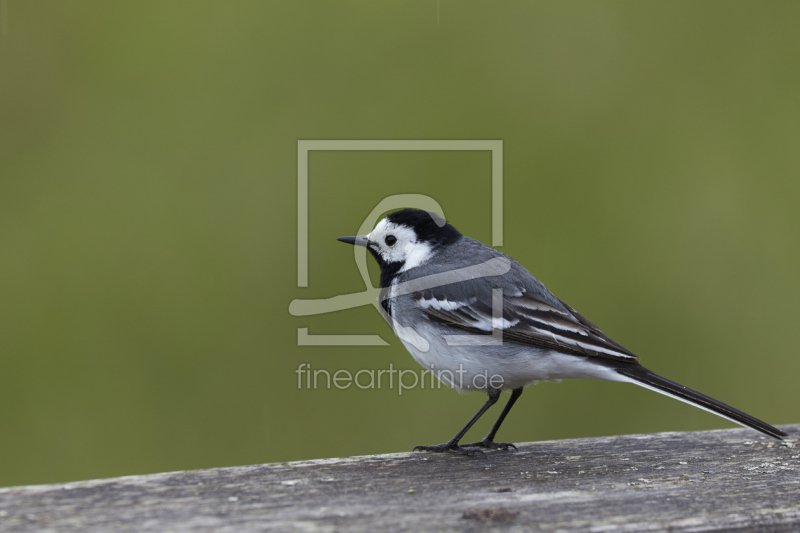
xmin=367 ymin=218 xmax=434 ymax=272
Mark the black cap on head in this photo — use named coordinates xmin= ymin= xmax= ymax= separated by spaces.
xmin=385 ymin=208 xmax=462 ymax=247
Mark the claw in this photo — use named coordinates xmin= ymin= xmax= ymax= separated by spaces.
xmin=461 ymin=440 xmax=518 ymax=452
xmin=413 ymin=443 xmax=486 ymax=458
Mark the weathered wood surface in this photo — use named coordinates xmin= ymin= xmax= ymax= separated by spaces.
xmin=0 ymin=425 xmax=798 ymax=532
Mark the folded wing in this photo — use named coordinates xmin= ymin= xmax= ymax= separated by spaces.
xmin=416 ymin=286 xmax=639 ymax=364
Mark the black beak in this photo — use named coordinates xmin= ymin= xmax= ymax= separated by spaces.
xmin=337 ymin=235 xmax=369 ymax=247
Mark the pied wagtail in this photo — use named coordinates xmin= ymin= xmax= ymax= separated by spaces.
xmin=338 ymin=208 xmax=786 ymax=455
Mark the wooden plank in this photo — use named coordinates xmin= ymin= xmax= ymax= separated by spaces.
xmin=0 ymin=425 xmax=798 ymax=532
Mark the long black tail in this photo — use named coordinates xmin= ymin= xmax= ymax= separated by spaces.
xmin=616 ymin=365 xmax=787 ymax=440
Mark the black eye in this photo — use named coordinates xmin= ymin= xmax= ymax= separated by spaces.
xmin=384 ymin=235 xmax=397 ymax=246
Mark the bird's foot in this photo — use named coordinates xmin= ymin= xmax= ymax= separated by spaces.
xmin=413 ymin=442 xmax=486 ymax=457
xmin=461 ymin=439 xmax=518 ymax=452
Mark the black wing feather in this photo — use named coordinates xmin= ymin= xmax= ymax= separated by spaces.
xmin=418 ymin=289 xmax=639 ymax=364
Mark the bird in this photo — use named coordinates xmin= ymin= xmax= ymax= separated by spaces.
xmin=337 ymin=208 xmax=786 ymax=455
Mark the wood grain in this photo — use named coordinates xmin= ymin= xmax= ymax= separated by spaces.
xmin=1 ymin=425 xmax=798 ymax=532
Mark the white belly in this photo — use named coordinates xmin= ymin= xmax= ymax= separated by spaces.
xmin=398 ymin=333 xmax=626 ymax=392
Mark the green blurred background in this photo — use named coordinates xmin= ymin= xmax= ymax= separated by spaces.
xmin=1 ymin=1 xmax=798 ymax=488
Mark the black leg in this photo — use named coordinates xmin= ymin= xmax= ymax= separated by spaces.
xmin=462 ymin=388 xmax=522 ymax=451
xmin=413 ymin=388 xmax=502 ymax=456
